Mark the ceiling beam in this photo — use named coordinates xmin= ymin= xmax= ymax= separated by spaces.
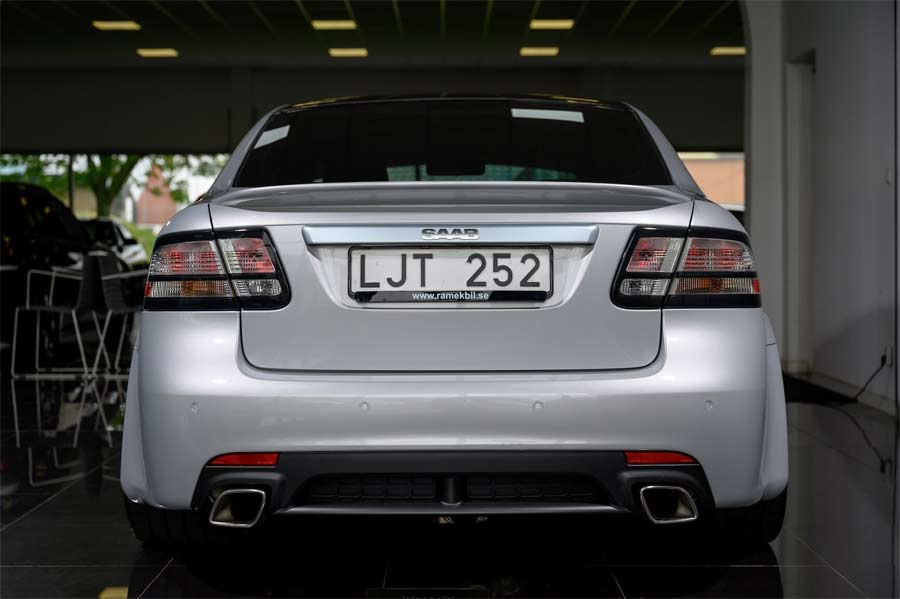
xmin=689 ymin=0 xmax=734 ymax=39
xmin=149 ymin=0 xmax=196 ymax=37
xmin=51 ymin=1 xmax=81 ymax=19
xmin=292 ymin=0 xmax=325 ymax=46
xmin=522 ymin=0 xmax=542 ymax=40
xmin=608 ymin=0 xmax=636 ymax=37
xmin=248 ymin=1 xmax=281 ymax=40
xmin=342 ymin=0 xmax=358 ymax=25
xmin=6 ymin=1 xmax=40 ymax=22
xmin=198 ymin=0 xmax=231 ymax=32
xmin=102 ymin=0 xmax=132 ymax=20
xmin=481 ymin=0 xmax=493 ymax=40
xmin=391 ymin=0 xmax=404 ymax=35
xmin=648 ymin=0 xmax=684 ymax=39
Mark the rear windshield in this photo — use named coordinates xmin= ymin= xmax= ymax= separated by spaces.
xmin=234 ymin=100 xmax=671 ymax=187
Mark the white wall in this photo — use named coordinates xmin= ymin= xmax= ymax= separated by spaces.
xmin=744 ymin=1 xmax=785 ymax=353
xmin=746 ymin=0 xmax=896 ymax=407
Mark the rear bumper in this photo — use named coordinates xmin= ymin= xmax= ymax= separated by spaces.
xmin=192 ymin=450 xmax=712 ymax=518
xmin=122 ymin=308 xmax=788 ymax=511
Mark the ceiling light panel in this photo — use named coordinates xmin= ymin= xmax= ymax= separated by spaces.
xmin=520 ymin=46 xmax=559 ymax=57
xmin=328 ymin=47 xmax=368 ymax=58
xmin=93 ymin=20 xmax=141 ymax=31
xmin=137 ymin=48 xmax=179 ymax=58
xmin=312 ymin=20 xmax=357 ymax=30
xmin=710 ymin=46 xmax=746 ymax=56
xmin=529 ymin=19 xmax=574 ymax=30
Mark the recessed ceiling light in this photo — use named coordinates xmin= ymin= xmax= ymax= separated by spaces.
xmin=312 ymin=19 xmax=357 ymax=30
xmin=137 ymin=48 xmax=179 ymax=58
xmin=529 ymin=19 xmax=574 ymax=30
xmin=710 ymin=46 xmax=746 ymax=56
xmin=678 ymin=152 xmax=722 ymax=160
xmin=328 ymin=47 xmax=368 ymax=58
xmin=520 ymin=46 xmax=559 ymax=57
xmin=93 ymin=20 xmax=141 ymax=31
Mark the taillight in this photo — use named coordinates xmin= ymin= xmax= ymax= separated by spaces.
xmin=144 ymin=230 xmax=290 ymax=310
xmin=613 ymin=227 xmax=761 ymax=308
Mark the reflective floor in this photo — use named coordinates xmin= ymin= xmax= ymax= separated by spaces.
xmin=0 ymin=377 xmax=895 ymax=598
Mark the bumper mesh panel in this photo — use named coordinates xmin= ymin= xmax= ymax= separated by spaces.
xmin=467 ymin=475 xmax=599 ymax=502
xmin=306 ymin=476 xmax=437 ymax=503
xmin=301 ymin=474 xmax=601 ymax=505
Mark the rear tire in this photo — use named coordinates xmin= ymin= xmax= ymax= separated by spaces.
xmin=123 ymin=495 xmax=218 ymax=547
xmin=715 ymin=487 xmax=787 ymax=545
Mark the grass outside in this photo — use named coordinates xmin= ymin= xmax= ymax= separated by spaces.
xmin=121 ymin=221 xmax=157 ymax=257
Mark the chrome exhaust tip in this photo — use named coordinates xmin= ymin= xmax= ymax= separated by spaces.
xmin=638 ymin=485 xmax=699 ymax=525
xmin=209 ymin=488 xmax=267 ymax=528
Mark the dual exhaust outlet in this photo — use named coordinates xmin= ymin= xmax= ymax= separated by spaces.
xmin=638 ymin=485 xmax=699 ymax=524
xmin=209 ymin=488 xmax=267 ymax=528
xmin=207 ymin=484 xmax=699 ymax=528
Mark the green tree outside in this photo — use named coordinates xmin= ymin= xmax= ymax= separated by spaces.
xmin=0 ymin=154 xmax=227 ymax=216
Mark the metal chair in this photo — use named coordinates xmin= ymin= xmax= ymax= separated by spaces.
xmin=93 ymin=252 xmax=146 ymax=377
xmin=10 ymin=254 xmax=112 ymax=447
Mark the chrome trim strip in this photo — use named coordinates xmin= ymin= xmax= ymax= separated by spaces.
xmin=276 ymin=502 xmax=626 ymax=516
xmin=303 ymin=225 xmax=598 ymax=246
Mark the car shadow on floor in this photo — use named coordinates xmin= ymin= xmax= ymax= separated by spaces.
xmin=127 ymin=517 xmax=785 ymax=598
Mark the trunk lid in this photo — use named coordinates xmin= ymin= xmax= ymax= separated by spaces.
xmin=209 ymin=183 xmax=693 ymax=372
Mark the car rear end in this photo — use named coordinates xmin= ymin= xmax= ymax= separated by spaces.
xmin=122 ymin=97 xmax=787 ymax=540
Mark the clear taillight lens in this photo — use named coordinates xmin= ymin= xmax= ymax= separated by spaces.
xmin=232 ymin=279 xmax=283 ymax=296
xmin=619 ymin=278 xmax=669 ymax=296
xmin=218 ymin=237 xmax=276 ymax=274
xmin=625 ymin=237 xmax=683 ymax=273
xmin=614 ymin=228 xmax=761 ymax=308
xmin=144 ymin=231 xmax=289 ymax=310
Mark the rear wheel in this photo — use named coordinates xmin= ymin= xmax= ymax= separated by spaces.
xmin=715 ymin=487 xmax=787 ymax=545
xmin=123 ymin=495 xmax=225 ymax=547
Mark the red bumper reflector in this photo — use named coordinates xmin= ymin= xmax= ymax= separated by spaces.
xmin=625 ymin=451 xmax=696 ymax=465
xmin=208 ymin=452 xmax=280 ymax=467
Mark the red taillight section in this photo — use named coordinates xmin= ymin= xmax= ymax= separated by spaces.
xmin=208 ymin=452 xmax=280 ymax=467
xmin=679 ymin=238 xmax=755 ymax=272
xmin=149 ymin=240 xmax=224 ymax=275
xmin=613 ymin=228 xmax=761 ymax=308
xmin=625 ymin=451 xmax=697 ymax=465
xmin=144 ymin=230 xmax=289 ymax=310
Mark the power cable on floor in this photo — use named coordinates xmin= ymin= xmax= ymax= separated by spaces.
xmin=788 ymin=356 xmax=892 ymax=474
xmin=852 ymin=355 xmax=887 ymax=401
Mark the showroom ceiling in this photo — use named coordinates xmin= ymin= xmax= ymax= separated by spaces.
xmin=1 ymin=0 xmax=745 ymax=69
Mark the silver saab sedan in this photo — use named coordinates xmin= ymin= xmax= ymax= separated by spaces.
xmin=121 ymin=94 xmax=788 ymax=546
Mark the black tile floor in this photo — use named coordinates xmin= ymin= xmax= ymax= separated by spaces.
xmin=0 ymin=377 xmax=896 ymax=598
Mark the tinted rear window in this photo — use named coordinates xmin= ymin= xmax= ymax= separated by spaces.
xmin=234 ymin=100 xmax=671 ymax=187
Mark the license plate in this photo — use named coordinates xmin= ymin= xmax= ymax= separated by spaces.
xmin=349 ymin=246 xmax=553 ymax=302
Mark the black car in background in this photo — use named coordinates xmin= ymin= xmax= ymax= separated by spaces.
xmin=0 ymin=182 xmax=90 ymax=345
xmin=81 ymin=217 xmax=148 ymax=267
